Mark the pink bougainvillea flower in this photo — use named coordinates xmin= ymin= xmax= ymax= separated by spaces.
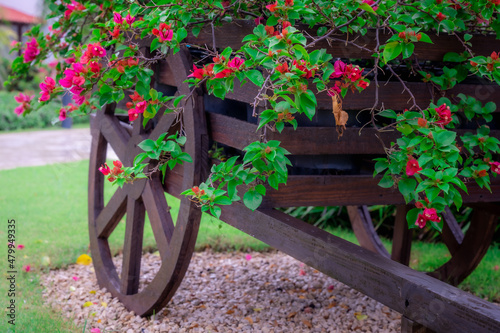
xmin=489 ymin=161 xmax=500 ymax=174
xmin=423 ymin=208 xmax=440 ymax=222
xmin=293 ymin=59 xmax=313 ymax=79
xmin=152 ymin=23 xmax=174 ymax=42
xmin=23 ymin=265 xmax=31 ymax=272
xmin=406 ymin=158 xmax=422 ymax=176
xmin=435 ymin=104 xmax=452 ymax=128
xmin=327 ymin=81 xmax=342 ymax=96
xmin=39 ymin=76 xmax=56 ymax=102
xmin=245 ymin=254 xmax=252 ymax=261
xmin=327 ymin=285 xmax=334 ymax=292
xmin=110 ymin=26 xmax=120 ymax=39
xmin=64 ymin=0 xmax=85 ymax=19
xmin=285 ymin=0 xmax=294 ymax=6
xmin=125 ymin=14 xmax=135 ymax=25
xmin=415 ymin=214 xmax=427 ymax=229
xmin=128 ymin=109 xmax=139 ymax=122
xmin=59 ymin=108 xmax=67 ymax=121
xmin=17 ymin=244 xmax=25 ymax=250
xmin=362 ymin=0 xmax=378 ymax=10
xmin=346 ymin=65 xmax=362 ymax=82
xmin=357 ymin=79 xmax=369 ymax=89
xmin=14 ymin=93 xmax=33 ymax=116
xmin=330 ymin=60 xmax=346 ymax=79
xmin=266 ymin=1 xmax=278 ymax=12
xmin=23 ymin=38 xmax=40 ymax=63
xmin=90 ymin=329 xmax=101 ymax=333
xmin=99 ymin=163 xmax=110 ymax=175
xmin=276 ymin=62 xmax=289 ymax=74
xmin=113 ymin=160 xmax=123 ymax=168
xmin=135 ymin=101 xmax=148 ymax=113
xmin=113 ymin=12 xmax=124 ymax=24
xmin=299 ymin=269 xmax=306 ymax=276
xmin=72 ymin=276 xmax=80 ymax=281
xmin=228 ymin=57 xmax=244 ymax=70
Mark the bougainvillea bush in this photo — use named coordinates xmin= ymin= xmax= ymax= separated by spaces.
xmin=6 ymin=0 xmax=500 ymax=231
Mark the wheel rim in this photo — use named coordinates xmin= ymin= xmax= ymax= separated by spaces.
xmin=88 ymin=48 xmax=206 ymax=316
xmin=347 ymin=204 xmax=499 ymax=285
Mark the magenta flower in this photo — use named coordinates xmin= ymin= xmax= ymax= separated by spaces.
xmin=128 ymin=109 xmax=139 ymax=122
xmin=415 ymin=214 xmax=427 ymax=229
xmin=423 ymin=208 xmax=440 ymax=222
xmin=72 ymin=276 xmax=80 ymax=281
xmin=435 ymin=104 xmax=452 ymax=128
xmin=99 ymin=163 xmax=110 ymax=176
xmin=23 ymin=38 xmax=40 ymax=63
xmin=254 ymin=17 xmax=265 ymax=25
xmin=23 ymin=265 xmax=31 ymax=272
xmin=39 ymin=76 xmax=56 ymax=102
xmin=14 ymin=93 xmax=33 ymax=116
xmin=17 ymin=244 xmax=25 ymax=250
xmin=228 ymin=57 xmax=244 ymax=70
xmin=135 ymin=101 xmax=148 ymax=113
xmin=59 ymin=108 xmax=67 ymax=121
xmin=406 ymin=158 xmax=422 ymax=176
xmin=245 ymin=254 xmax=252 ymax=261
xmin=113 ymin=12 xmax=124 ymax=24
xmin=330 ymin=60 xmax=346 ymax=79
xmin=125 ymin=14 xmax=135 ymax=25
xmin=490 ymin=161 xmax=500 ymax=175
xmin=188 ymin=65 xmax=206 ymax=79
xmin=90 ymin=329 xmax=101 ymax=333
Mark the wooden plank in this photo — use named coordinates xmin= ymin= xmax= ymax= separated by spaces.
xmin=208 ymin=112 xmax=500 ymax=155
xmin=261 ymin=175 xmax=500 ymax=207
xmin=186 ymin=21 xmax=499 ymax=61
xmin=402 ymin=317 xmax=436 ymax=333
xmin=219 ymin=204 xmax=500 ymax=332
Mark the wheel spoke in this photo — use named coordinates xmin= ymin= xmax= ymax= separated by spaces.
xmin=120 ymin=197 xmax=146 ymax=295
xmin=96 ymin=187 xmax=128 ymax=238
xmin=441 ymin=207 xmax=464 ymax=255
xmin=347 ymin=206 xmax=390 ymax=257
xmin=142 ymin=175 xmax=175 ymax=260
xmin=391 ymin=205 xmax=412 ymax=266
xmin=101 ymin=114 xmax=130 ymax=162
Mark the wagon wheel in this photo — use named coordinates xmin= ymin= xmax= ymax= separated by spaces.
xmin=88 ymin=48 xmax=207 ymax=316
xmin=347 ymin=204 xmax=499 ymax=285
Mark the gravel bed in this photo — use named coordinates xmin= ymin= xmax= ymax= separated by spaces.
xmin=41 ymin=250 xmax=402 ymax=332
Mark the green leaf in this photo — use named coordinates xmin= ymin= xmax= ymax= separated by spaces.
xmin=402 ymin=43 xmax=414 ymax=59
xmin=378 ymin=174 xmax=394 ymax=188
xmin=138 ymin=139 xmax=157 ymax=152
xmin=359 ymin=3 xmax=377 ymax=14
xmin=245 ymin=70 xmax=264 ymax=86
xmin=214 ymin=196 xmax=232 ymax=205
xmin=243 ymin=190 xmax=263 ymax=211
xmin=383 ymin=42 xmax=402 ymax=63
xmin=398 ymin=178 xmax=417 ymax=199
xmin=434 ymin=131 xmax=456 ymax=147
xmin=177 ymin=27 xmax=187 ymax=42
xmin=298 ymin=90 xmax=317 ymax=120
xmin=406 ymin=208 xmax=420 ymax=229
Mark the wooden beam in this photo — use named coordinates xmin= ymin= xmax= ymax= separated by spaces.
xmin=219 ymin=204 xmax=500 ymax=332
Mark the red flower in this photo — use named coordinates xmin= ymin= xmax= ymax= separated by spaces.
xmin=293 ymin=60 xmax=313 ymax=79
xmin=415 ymin=214 xmax=427 ymax=229
xmin=477 ymin=169 xmax=488 ymax=177
xmin=135 ymin=101 xmax=148 ymax=113
xmin=436 ymin=12 xmax=446 ymax=22
xmin=282 ymin=21 xmax=292 ymax=29
xmin=357 ymin=79 xmax=369 ymax=89
xmin=188 ymin=64 xmax=206 ymax=79
xmin=418 ymin=118 xmax=427 ymax=127
xmin=254 ymin=17 xmax=265 ymax=25
xmin=215 ymin=68 xmax=233 ymax=78
xmin=59 ymin=108 xmax=67 ymax=121
xmin=99 ymin=163 xmax=110 ymax=175
xmin=266 ymin=1 xmax=278 ymax=12
xmin=276 ymin=62 xmax=289 ymax=74
xmin=406 ymin=158 xmax=422 ymax=176
xmin=113 ymin=160 xmax=123 ymax=168
xmin=491 ymin=51 xmax=499 ymax=61
xmin=435 ymin=104 xmax=452 ymax=128
xmin=23 ymin=265 xmax=31 ymax=272
xmin=285 ymin=0 xmax=294 ymax=6
xmin=110 ymin=26 xmax=120 ymax=39
xmin=489 ymin=162 xmax=500 ymax=174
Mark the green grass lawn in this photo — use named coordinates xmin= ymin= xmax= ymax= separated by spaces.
xmin=0 ymin=160 xmax=498 ymax=332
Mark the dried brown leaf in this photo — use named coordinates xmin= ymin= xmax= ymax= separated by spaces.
xmin=302 ymin=319 xmax=313 ymax=328
xmin=331 ymin=92 xmax=348 ymax=137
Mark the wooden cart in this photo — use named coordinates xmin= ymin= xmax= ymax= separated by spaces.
xmin=88 ymin=22 xmax=500 ymax=331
